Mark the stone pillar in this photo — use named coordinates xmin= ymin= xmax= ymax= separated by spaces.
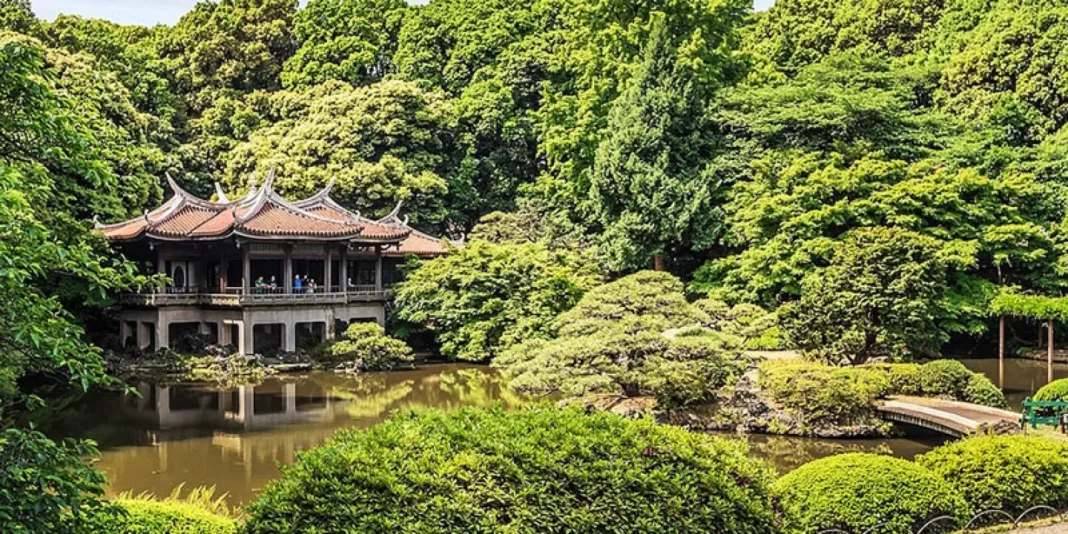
xmin=283 ymin=321 xmax=296 ymax=352
xmin=137 ymin=322 xmax=151 ymax=350
xmin=156 ymin=320 xmax=170 ymax=351
xmin=219 ymin=321 xmax=230 ymax=346
xmin=339 ymin=248 xmax=348 ymax=292
xmin=374 ymin=245 xmax=383 ymax=291
xmin=120 ymin=320 xmax=131 ymax=345
xmin=325 ymin=247 xmax=333 ymax=291
xmin=284 ymin=245 xmax=293 ymax=294
xmin=242 ymin=246 xmax=251 ymax=296
xmin=239 ymin=321 xmax=252 ymax=356
xmin=219 ymin=250 xmax=228 ymax=292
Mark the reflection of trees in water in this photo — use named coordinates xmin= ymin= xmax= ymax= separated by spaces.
xmin=327 ymin=367 xmax=531 ymax=421
xmin=747 ymin=436 xmax=893 ymax=474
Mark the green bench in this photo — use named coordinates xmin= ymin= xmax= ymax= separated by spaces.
xmin=1020 ymin=397 xmax=1068 ymax=431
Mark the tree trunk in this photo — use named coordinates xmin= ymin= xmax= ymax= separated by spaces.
xmin=653 ymin=254 xmax=665 ymax=271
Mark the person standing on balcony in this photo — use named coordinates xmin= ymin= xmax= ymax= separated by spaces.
xmin=294 ymin=274 xmax=303 ymax=294
xmin=269 ymin=276 xmax=278 ymax=292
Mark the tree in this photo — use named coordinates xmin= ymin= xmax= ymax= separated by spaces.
xmin=328 ymin=322 xmax=414 ymax=371
xmin=282 ymin=0 xmax=408 ymax=89
xmin=780 ymin=227 xmax=948 ymax=364
xmin=393 ymin=240 xmax=601 ymax=362
xmin=589 ymin=16 xmax=722 ymax=271
xmin=153 ymin=0 xmax=297 ymax=114
xmin=0 ymin=34 xmax=152 ymax=532
xmin=222 ymin=80 xmax=465 ymax=226
xmin=494 ymin=271 xmax=758 ymax=406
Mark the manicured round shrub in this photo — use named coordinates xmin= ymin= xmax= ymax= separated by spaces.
xmin=962 ymin=374 xmax=1008 ymax=408
xmin=243 ymin=407 xmax=779 ymax=533
xmin=920 ymin=360 xmax=973 ymax=398
xmin=917 ymin=435 xmax=1068 ymax=514
xmin=864 ymin=363 xmax=922 ymax=395
xmin=1034 ymin=378 xmax=1068 ymax=402
xmin=758 ymin=360 xmax=890 ymax=428
xmin=774 ymin=453 xmax=969 ymax=534
xmin=86 ymin=499 xmax=236 ymax=533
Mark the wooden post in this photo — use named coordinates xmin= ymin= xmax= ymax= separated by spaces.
xmin=325 ymin=247 xmax=333 ymax=291
xmin=242 ymin=245 xmax=251 ymax=296
xmin=374 ymin=245 xmax=383 ymax=291
xmin=1049 ymin=319 xmax=1055 ymax=384
xmin=653 ymin=254 xmax=665 ymax=272
xmin=999 ymin=315 xmax=1005 ymax=390
xmin=283 ymin=244 xmax=293 ymax=294
xmin=340 ymin=247 xmax=348 ymax=292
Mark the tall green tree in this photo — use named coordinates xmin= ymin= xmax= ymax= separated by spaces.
xmin=588 ymin=16 xmax=722 ymax=271
xmin=282 ymin=0 xmax=408 ymax=89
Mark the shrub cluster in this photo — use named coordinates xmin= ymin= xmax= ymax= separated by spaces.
xmin=495 ymin=272 xmax=767 ymax=407
xmin=862 ymin=363 xmax=922 ymax=394
xmin=774 ymin=453 xmax=969 ymax=534
xmin=1034 ymin=378 xmax=1068 ymax=402
xmin=918 ymin=435 xmax=1068 ymax=515
xmin=757 ymin=360 xmax=891 ymax=430
xmin=242 ymin=406 xmax=780 ymax=534
xmin=918 ymin=360 xmax=1007 ymax=408
xmin=85 ymin=499 xmax=236 ymax=534
xmin=326 ymin=322 xmax=414 ymax=371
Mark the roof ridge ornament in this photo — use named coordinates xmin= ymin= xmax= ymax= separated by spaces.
xmin=214 ymin=182 xmax=230 ymax=204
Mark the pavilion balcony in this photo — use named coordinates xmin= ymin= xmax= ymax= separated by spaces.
xmin=120 ymin=286 xmax=392 ymax=308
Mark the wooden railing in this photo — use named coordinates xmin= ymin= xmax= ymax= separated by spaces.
xmin=121 ymin=287 xmax=391 ymax=307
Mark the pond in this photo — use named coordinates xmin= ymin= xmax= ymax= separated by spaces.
xmin=41 ymin=358 xmax=1060 ymax=506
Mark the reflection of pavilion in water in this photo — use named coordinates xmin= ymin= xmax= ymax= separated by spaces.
xmin=123 ymin=379 xmax=333 ymax=432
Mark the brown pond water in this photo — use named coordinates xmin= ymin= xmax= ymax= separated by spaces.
xmin=44 ymin=358 xmax=1051 ymax=506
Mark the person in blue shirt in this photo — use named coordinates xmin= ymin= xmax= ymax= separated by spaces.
xmin=294 ymin=274 xmax=303 ymax=293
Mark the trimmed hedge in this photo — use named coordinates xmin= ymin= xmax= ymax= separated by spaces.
xmin=916 ymin=360 xmax=1007 ymax=408
xmin=774 ymin=453 xmax=969 ymax=534
xmin=86 ymin=499 xmax=236 ymax=533
xmin=1034 ymin=378 xmax=1068 ymax=402
xmin=863 ymin=363 xmax=922 ymax=395
xmin=758 ymin=360 xmax=890 ymax=428
xmin=243 ymin=407 xmax=779 ymax=533
xmin=918 ymin=435 xmax=1068 ymax=514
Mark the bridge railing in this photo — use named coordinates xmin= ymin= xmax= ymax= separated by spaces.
xmin=816 ymin=504 xmax=1068 ymax=533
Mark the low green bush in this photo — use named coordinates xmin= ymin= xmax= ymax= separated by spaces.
xmin=917 ymin=435 xmax=1068 ymax=514
xmin=962 ymin=374 xmax=1008 ymax=408
xmin=758 ymin=360 xmax=890 ymax=429
xmin=243 ymin=407 xmax=779 ymax=533
xmin=85 ymin=499 xmax=236 ymax=533
xmin=1034 ymin=378 xmax=1068 ymax=402
xmin=327 ymin=322 xmax=414 ymax=370
xmin=774 ymin=453 xmax=969 ymax=534
xmin=863 ymin=363 xmax=922 ymax=395
xmin=919 ymin=360 xmax=973 ymax=398
xmin=916 ymin=360 xmax=1007 ymax=407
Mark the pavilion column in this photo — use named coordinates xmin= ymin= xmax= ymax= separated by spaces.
xmin=284 ymin=245 xmax=293 ymax=294
xmin=219 ymin=251 xmax=228 ymax=292
xmin=998 ymin=315 xmax=1005 ymax=389
xmin=339 ymin=247 xmax=348 ymax=292
xmin=1049 ymin=319 xmax=1055 ymax=384
xmin=374 ymin=245 xmax=383 ymax=291
xmin=325 ymin=247 xmax=333 ymax=292
xmin=242 ymin=245 xmax=251 ymax=296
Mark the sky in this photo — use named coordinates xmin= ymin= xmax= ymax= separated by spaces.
xmin=32 ymin=0 xmax=775 ymax=27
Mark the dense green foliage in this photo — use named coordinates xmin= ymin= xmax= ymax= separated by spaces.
xmin=918 ymin=435 xmax=1068 ymax=515
xmin=0 ymin=428 xmax=113 ymax=533
xmin=774 ymin=453 xmax=969 ymax=534
xmin=862 ymin=363 xmax=923 ymax=395
xmin=85 ymin=498 xmax=236 ymax=534
xmin=1035 ymin=378 xmax=1068 ymax=402
xmin=328 ymin=322 xmax=413 ymax=370
xmin=758 ymin=360 xmax=890 ymax=431
xmin=780 ymin=227 xmax=949 ymax=364
xmin=243 ymin=407 xmax=779 ymax=533
xmin=393 ymin=240 xmax=600 ymax=362
xmin=494 ymin=272 xmax=758 ymax=406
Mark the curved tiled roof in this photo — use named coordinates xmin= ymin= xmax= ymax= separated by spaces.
xmin=292 ymin=183 xmax=451 ymax=257
xmin=96 ymin=173 xmax=411 ymax=243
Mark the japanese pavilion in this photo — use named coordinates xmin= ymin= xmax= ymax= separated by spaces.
xmin=96 ymin=172 xmax=448 ymax=355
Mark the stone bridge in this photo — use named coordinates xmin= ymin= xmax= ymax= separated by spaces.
xmin=876 ymin=396 xmax=1020 ymax=438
